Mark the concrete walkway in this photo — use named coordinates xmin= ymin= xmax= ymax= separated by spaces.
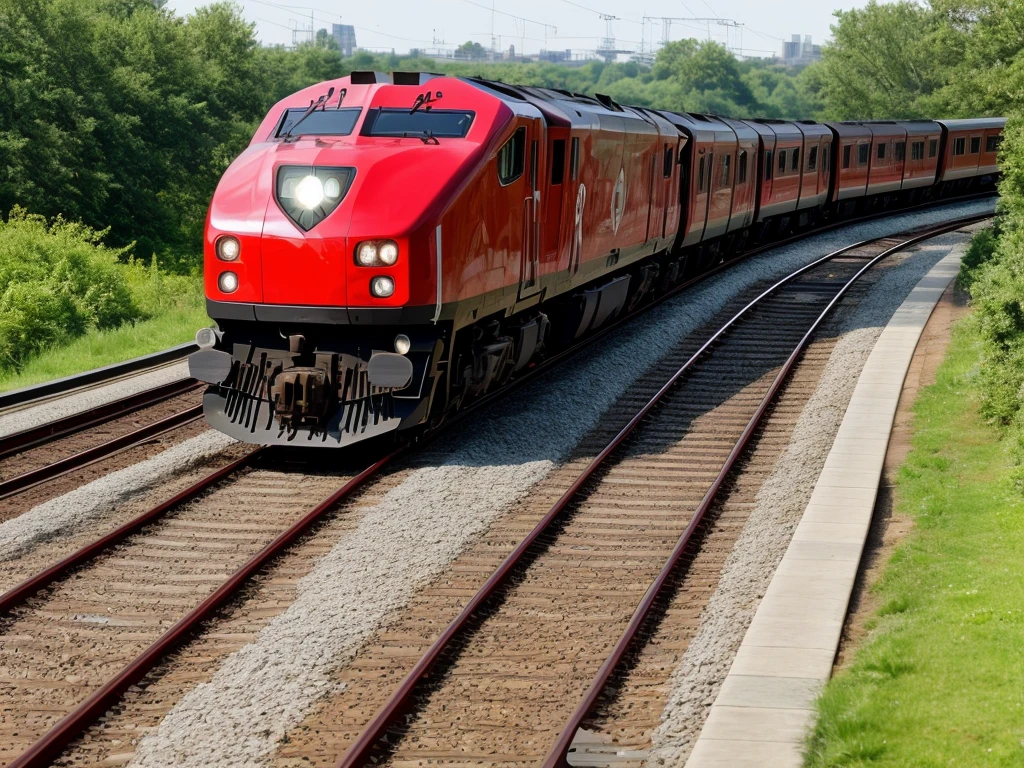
xmin=683 ymin=248 xmax=964 ymax=768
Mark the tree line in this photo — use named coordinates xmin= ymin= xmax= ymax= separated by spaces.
xmin=0 ymin=0 xmax=1018 ymax=271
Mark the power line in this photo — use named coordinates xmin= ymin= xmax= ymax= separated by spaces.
xmin=556 ymin=0 xmax=642 ymax=25
xmin=460 ymin=0 xmax=556 ymax=34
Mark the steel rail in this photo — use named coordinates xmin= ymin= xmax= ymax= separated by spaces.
xmin=0 ymin=342 xmax=197 ymax=411
xmin=337 ymin=214 xmax=990 ymax=768
xmin=539 ymin=213 xmax=991 ymax=767
xmin=0 ymin=448 xmax=262 ymax=617
xmin=0 ymin=405 xmax=204 ymax=500
xmin=0 ymin=378 xmax=202 ymax=461
xmin=7 ymin=448 xmax=403 ymax=768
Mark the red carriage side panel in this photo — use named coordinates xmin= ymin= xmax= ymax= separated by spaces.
xmin=826 ymin=123 xmax=871 ymax=203
xmin=898 ymin=121 xmax=943 ymax=191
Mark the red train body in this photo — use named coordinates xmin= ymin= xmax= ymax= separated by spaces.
xmin=189 ymin=71 xmax=1004 ymax=447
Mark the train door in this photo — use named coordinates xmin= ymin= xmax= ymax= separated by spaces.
xmin=519 ymin=118 xmax=543 ymax=300
xmin=543 ymin=126 xmax=569 ymax=274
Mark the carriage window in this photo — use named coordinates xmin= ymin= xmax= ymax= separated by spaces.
xmin=895 ymin=142 xmax=905 ymax=161
xmin=911 ymin=141 xmax=924 ymax=161
xmin=722 ymin=154 xmax=731 ymax=185
xmin=663 ymin=145 xmax=674 ymax=177
xmin=986 ymin=135 xmax=1002 ymax=152
xmin=739 ymin=150 xmax=748 ymax=183
xmin=876 ymin=143 xmax=886 ymax=161
xmin=953 ymin=137 xmax=966 ymax=156
xmin=764 ymin=150 xmax=774 ymax=180
xmin=570 ymin=137 xmax=580 ymax=181
xmin=970 ymin=136 xmax=982 ymax=154
xmin=929 ymin=139 xmax=938 ymax=157
xmin=550 ymin=139 xmax=566 ymax=186
xmin=791 ymin=148 xmax=800 ymax=171
xmin=858 ymin=143 xmax=870 ymax=165
xmin=843 ymin=145 xmax=851 ymax=169
xmin=822 ymin=148 xmax=830 ymax=175
xmin=497 ymin=127 xmax=526 ymax=185
xmin=808 ymin=146 xmax=818 ymax=171
xmin=698 ymin=156 xmax=706 ymax=191
xmin=778 ymin=150 xmax=787 ymax=174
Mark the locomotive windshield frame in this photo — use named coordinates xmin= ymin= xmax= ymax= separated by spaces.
xmin=275 ymin=108 xmax=362 ymax=138
xmin=362 ymin=108 xmax=475 ymax=139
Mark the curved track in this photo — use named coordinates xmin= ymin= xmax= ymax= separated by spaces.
xmin=0 ymin=210 xmax=990 ymax=768
xmin=333 ymin=216 xmax=989 ymax=768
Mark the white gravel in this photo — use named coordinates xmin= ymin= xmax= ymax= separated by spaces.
xmin=0 ymin=361 xmax=191 ymax=439
xmin=643 ymin=234 xmax=971 ymax=767
xmin=0 ymin=430 xmax=235 ymax=563
xmin=127 ymin=201 xmax=993 ymax=768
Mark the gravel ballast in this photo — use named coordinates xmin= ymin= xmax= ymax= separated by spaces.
xmin=126 ymin=202 xmax=992 ymax=768
xmin=0 ymin=361 xmax=191 ymax=439
xmin=643 ymin=233 xmax=974 ymax=767
xmin=0 ymin=430 xmax=235 ymax=562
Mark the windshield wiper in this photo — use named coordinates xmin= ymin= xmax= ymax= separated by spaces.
xmin=401 ymin=130 xmax=439 ymax=145
xmin=282 ymin=86 xmax=335 ymax=142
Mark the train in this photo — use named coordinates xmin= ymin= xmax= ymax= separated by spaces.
xmin=187 ymin=70 xmax=1004 ymax=447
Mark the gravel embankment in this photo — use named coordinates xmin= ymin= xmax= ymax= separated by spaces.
xmin=125 ymin=200 xmax=993 ymax=768
xmin=643 ymin=231 xmax=976 ymax=767
xmin=0 ymin=361 xmax=191 ymax=439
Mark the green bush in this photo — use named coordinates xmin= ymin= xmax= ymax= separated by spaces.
xmin=0 ymin=207 xmax=198 ymax=372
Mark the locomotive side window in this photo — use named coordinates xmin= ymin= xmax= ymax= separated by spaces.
xmin=808 ymin=146 xmax=818 ymax=171
xmin=929 ymin=139 xmax=938 ymax=157
xmin=843 ymin=145 xmax=851 ymax=169
xmin=764 ymin=150 xmax=773 ymax=180
xmin=970 ymin=136 xmax=981 ymax=154
xmin=550 ymin=139 xmax=566 ymax=186
xmin=738 ymin=151 xmax=748 ymax=183
xmin=497 ymin=127 xmax=526 ymax=185
xmin=953 ymin=137 xmax=966 ymax=155
xmin=791 ymin=148 xmax=800 ymax=172
xmin=858 ymin=143 xmax=870 ymax=165
xmin=895 ymin=142 xmax=905 ymax=161
xmin=570 ymin=137 xmax=580 ymax=181
xmin=987 ymin=135 xmax=1002 ymax=152
xmin=663 ymin=145 xmax=674 ymax=178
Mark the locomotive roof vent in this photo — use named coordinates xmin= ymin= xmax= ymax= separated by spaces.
xmin=350 ymin=71 xmax=392 ymax=85
xmin=594 ymin=93 xmax=624 ymax=112
xmin=392 ymin=71 xmax=442 ymax=86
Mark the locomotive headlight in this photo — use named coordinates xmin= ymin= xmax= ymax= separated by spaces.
xmin=394 ymin=334 xmax=412 ymax=355
xmin=295 ymin=175 xmax=325 ymax=210
xmin=356 ymin=242 xmax=379 ymax=266
xmin=275 ymin=166 xmax=354 ymax=232
xmin=379 ymin=241 xmax=399 ymax=265
xmin=370 ymin=276 xmax=395 ymax=298
xmin=216 ymin=236 xmax=240 ymax=262
xmin=218 ymin=271 xmax=239 ymax=294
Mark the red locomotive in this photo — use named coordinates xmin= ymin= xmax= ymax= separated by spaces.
xmin=188 ymin=71 xmax=1004 ymax=447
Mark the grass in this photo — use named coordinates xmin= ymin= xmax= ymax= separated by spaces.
xmin=804 ymin=314 xmax=1024 ymax=768
xmin=0 ymin=304 xmax=209 ymax=392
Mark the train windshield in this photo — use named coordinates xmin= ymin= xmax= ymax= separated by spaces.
xmin=363 ymin=109 xmax=475 ymax=139
xmin=275 ymin=108 xmax=362 ymax=138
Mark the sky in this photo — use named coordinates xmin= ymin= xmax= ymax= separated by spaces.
xmin=165 ymin=0 xmax=868 ymax=58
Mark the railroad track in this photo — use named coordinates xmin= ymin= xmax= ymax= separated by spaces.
xmin=0 ymin=213 xmax=987 ymax=767
xmin=321 ymin=216 xmax=989 ymax=768
xmin=0 ymin=378 xmax=205 ymax=506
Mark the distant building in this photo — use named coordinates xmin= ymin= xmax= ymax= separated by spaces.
xmin=539 ymin=49 xmax=573 ymax=63
xmin=332 ymin=24 xmax=357 ymax=57
xmin=782 ymin=34 xmax=821 ymax=66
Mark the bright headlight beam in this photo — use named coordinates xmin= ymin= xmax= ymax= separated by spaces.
xmin=295 ymin=175 xmax=325 ymax=210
